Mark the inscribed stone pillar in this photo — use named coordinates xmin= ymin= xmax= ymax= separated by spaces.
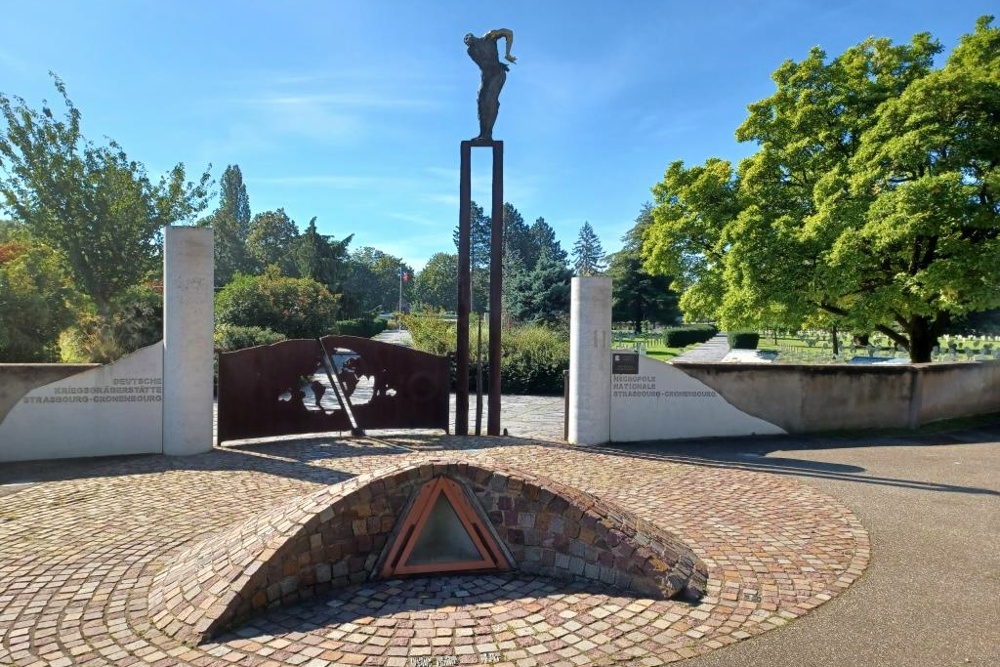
xmin=568 ymin=277 xmax=612 ymax=445
xmin=163 ymin=226 xmax=214 ymax=456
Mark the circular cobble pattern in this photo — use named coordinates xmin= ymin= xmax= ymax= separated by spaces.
xmin=0 ymin=436 xmax=869 ymax=666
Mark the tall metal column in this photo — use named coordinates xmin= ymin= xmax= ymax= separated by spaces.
xmin=457 ymin=142 xmax=472 ymax=435
xmin=487 ymin=142 xmax=504 ymax=435
xmin=457 ymin=140 xmax=504 ymax=436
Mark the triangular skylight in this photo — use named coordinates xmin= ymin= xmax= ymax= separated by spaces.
xmin=379 ymin=476 xmax=510 ymax=577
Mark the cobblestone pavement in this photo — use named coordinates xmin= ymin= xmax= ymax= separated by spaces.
xmin=0 ymin=433 xmax=868 ymax=667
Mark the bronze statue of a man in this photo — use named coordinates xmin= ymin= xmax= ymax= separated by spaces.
xmin=464 ymin=29 xmax=516 ymax=142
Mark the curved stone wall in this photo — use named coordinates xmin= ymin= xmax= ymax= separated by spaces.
xmin=148 ymin=458 xmax=708 ymax=644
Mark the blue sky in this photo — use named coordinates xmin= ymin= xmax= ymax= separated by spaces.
xmin=1 ymin=1 xmax=994 ymax=270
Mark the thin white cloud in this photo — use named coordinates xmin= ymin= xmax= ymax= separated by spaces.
xmin=246 ymin=92 xmax=437 ymax=110
xmin=247 ymin=174 xmax=418 ymax=189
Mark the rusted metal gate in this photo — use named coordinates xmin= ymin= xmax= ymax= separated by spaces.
xmin=217 ymin=335 xmax=450 ymax=444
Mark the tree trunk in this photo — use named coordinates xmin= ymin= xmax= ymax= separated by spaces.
xmin=831 ymin=325 xmax=839 ymax=357
xmin=907 ymin=316 xmax=935 ymax=363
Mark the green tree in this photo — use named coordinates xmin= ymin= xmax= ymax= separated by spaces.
xmin=508 ymin=249 xmax=573 ymax=325
xmin=452 ymin=201 xmax=492 ymax=311
xmin=0 ymin=76 xmax=211 ymax=316
xmin=412 ymin=252 xmax=458 ymax=311
xmin=0 ymin=225 xmax=77 ymax=361
xmin=453 ymin=200 xmax=491 ymax=270
xmin=247 ymin=208 xmax=299 ymax=275
xmin=502 ymin=203 xmax=533 ymax=269
xmin=644 ymin=19 xmax=999 ymax=361
xmin=572 ymin=221 xmax=606 ymax=276
xmin=214 ymin=266 xmax=339 ymax=339
xmin=291 ymin=217 xmax=352 ymax=290
xmin=501 ymin=242 xmax=528 ymax=325
xmin=342 ymin=247 xmax=413 ymax=317
xmin=200 ymin=164 xmax=253 ymax=286
xmin=609 ymin=204 xmax=681 ymax=333
xmin=527 ymin=217 xmax=567 ymax=269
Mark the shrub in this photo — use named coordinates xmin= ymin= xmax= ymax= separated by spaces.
xmin=1 ymin=239 xmax=77 ymax=362
xmin=214 ymin=324 xmax=286 ymax=352
xmin=728 ymin=331 xmax=760 ymax=349
xmin=214 ymin=269 xmax=339 ymax=339
xmin=402 ymin=309 xmax=456 ymax=356
xmin=331 ymin=316 xmax=388 ymax=338
xmin=404 ymin=311 xmax=568 ymax=395
xmin=59 ymin=285 xmax=163 ymax=363
xmin=500 ymin=324 xmax=569 ymax=395
xmin=662 ymin=324 xmax=717 ymax=347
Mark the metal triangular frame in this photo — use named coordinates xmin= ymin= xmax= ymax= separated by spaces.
xmin=379 ymin=476 xmax=511 ymax=578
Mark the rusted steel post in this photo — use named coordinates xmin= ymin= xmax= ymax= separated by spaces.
xmin=457 ymin=141 xmax=473 ymax=436
xmin=488 ymin=141 xmax=504 ymax=436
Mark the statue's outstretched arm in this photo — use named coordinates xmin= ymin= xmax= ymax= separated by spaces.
xmin=485 ymin=28 xmax=516 ymax=63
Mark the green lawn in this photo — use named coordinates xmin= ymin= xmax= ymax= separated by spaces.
xmin=611 ymin=331 xmax=690 ymax=362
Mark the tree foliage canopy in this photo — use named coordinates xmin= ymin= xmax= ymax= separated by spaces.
xmin=342 ymin=246 xmax=413 ymax=317
xmin=643 ymin=17 xmax=1000 ymax=361
xmin=0 ymin=224 xmax=77 ymax=361
xmin=572 ymin=221 xmax=606 ymax=276
xmin=610 ymin=204 xmax=681 ymax=332
xmin=0 ymin=76 xmax=211 ymax=314
xmin=413 ymin=252 xmax=458 ymax=311
xmin=202 ymin=164 xmax=254 ymax=285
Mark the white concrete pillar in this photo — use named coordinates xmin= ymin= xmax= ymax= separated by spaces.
xmin=568 ymin=277 xmax=612 ymax=445
xmin=163 ymin=226 xmax=214 ymax=455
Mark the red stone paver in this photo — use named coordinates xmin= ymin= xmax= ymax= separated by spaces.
xmin=0 ymin=435 xmax=869 ymax=666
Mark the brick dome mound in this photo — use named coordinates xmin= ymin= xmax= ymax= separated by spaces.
xmin=148 ymin=458 xmax=708 ymax=644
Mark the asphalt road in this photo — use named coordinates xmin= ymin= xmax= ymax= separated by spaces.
xmin=620 ymin=427 xmax=1000 ymax=667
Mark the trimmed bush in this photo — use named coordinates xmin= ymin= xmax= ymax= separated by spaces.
xmin=662 ymin=324 xmax=718 ymax=347
xmin=331 ymin=317 xmax=388 ymax=338
xmin=728 ymin=331 xmax=760 ymax=349
xmin=214 ymin=325 xmax=286 ymax=352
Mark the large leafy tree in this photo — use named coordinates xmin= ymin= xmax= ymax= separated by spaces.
xmin=342 ymin=246 xmax=413 ymax=317
xmin=200 ymin=164 xmax=253 ymax=286
xmin=292 ymin=217 xmax=352 ymax=290
xmin=644 ymin=18 xmax=999 ymax=361
xmin=413 ymin=252 xmax=458 ymax=311
xmin=572 ymin=221 xmax=606 ymax=276
xmin=609 ymin=204 xmax=681 ymax=333
xmin=247 ymin=208 xmax=299 ymax=275
xmin=0 ymin=76 xmax=211 ymax=315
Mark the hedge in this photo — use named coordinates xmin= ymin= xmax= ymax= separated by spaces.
xmin=663 ymin=324 xmax=718 ymax=347
xmin=728 ymin=331 xmax=760 ymax=349
xmin=331 ymin=317 xmax=388 ymax=338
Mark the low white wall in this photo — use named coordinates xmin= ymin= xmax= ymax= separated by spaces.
xmin=0 ymin=344 xmax=163 ymax=462
xmin=610 ymin=354 xmax=785 ymax=442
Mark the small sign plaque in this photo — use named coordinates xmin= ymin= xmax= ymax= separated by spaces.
xmin=611 ymin=352 xmax=639 ymax=375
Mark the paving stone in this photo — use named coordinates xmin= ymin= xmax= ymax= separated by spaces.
xmin=0 ymin=434 xmax=868 ymax=665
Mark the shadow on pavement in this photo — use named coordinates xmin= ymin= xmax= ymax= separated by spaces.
xmin=595 ymin=425 xmax=1000 ymax=497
